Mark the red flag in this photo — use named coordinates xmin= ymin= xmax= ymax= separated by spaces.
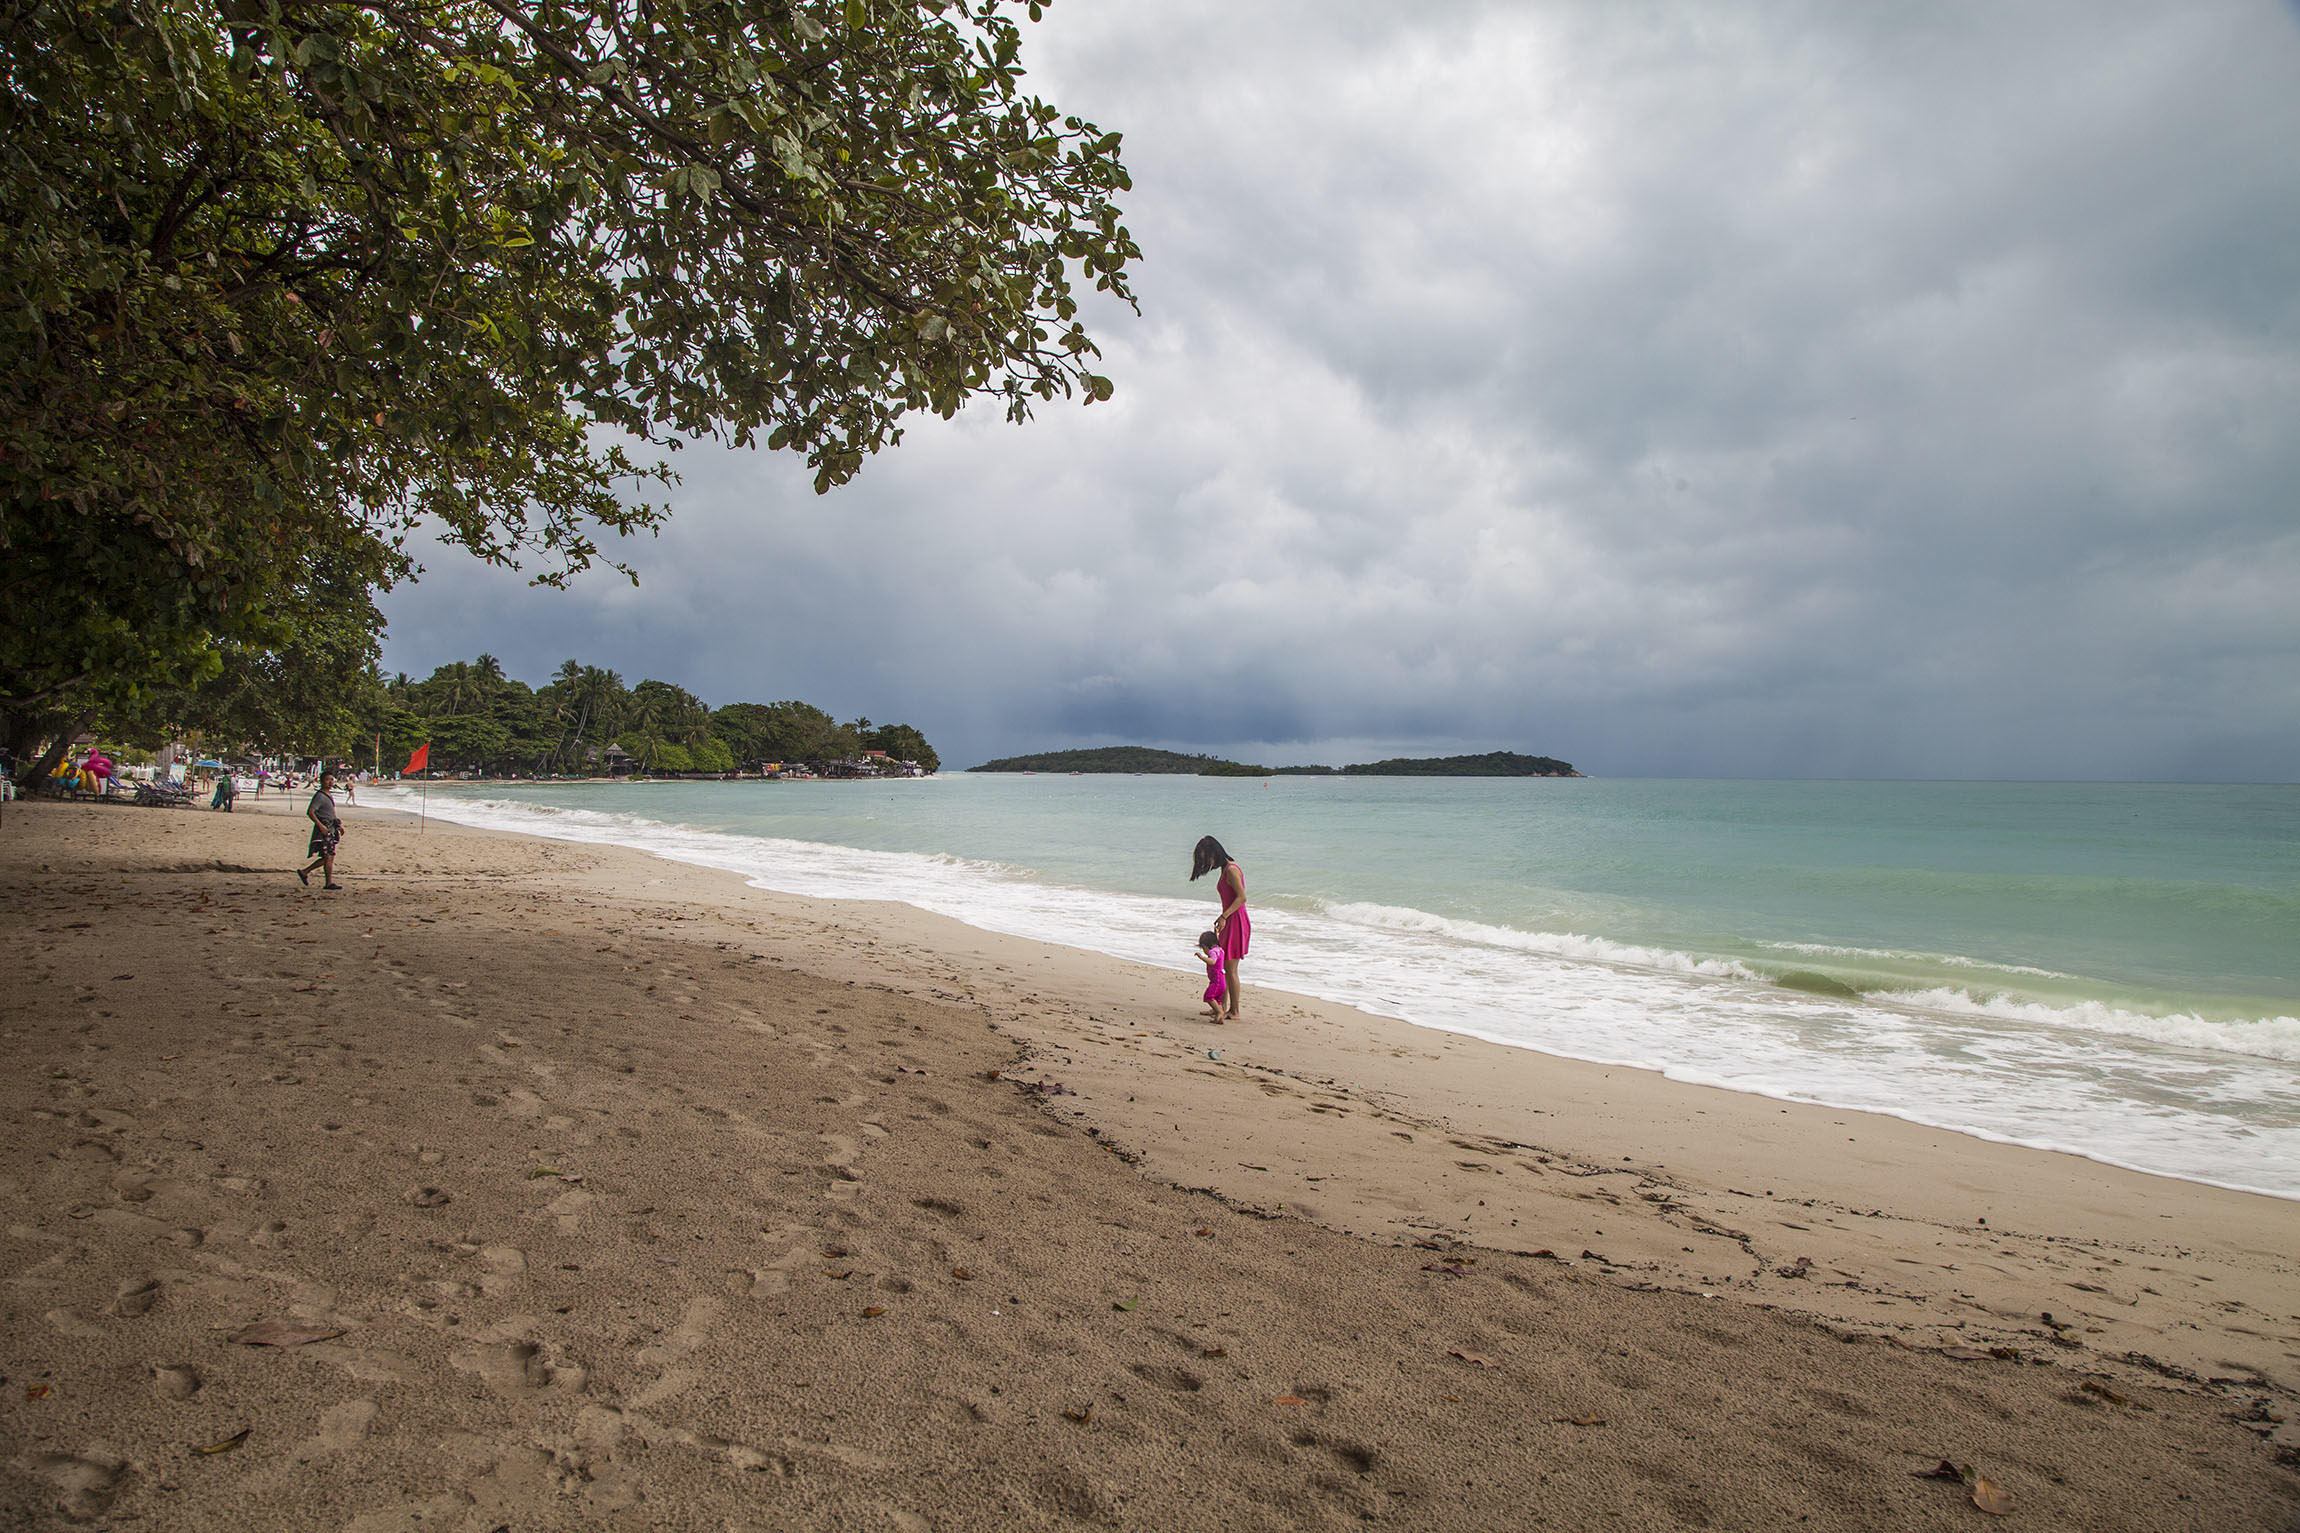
xmin=405 ymin=742 xmax=430 ymax=774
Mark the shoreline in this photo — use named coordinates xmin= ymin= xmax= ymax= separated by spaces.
xmin=5 ymin=798 xmax=2296 ymax=1529
xmin=374 ymin=782 xmax=2300 ymax=1206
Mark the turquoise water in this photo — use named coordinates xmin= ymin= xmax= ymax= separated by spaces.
xmin=382 ymin=775 xmax=2300 ymax=1196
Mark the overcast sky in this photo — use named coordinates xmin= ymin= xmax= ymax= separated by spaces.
xmin=380 ymin=1 xmax=2300 ymax=779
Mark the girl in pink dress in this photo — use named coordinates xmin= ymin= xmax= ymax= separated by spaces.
xmin=1190 ymin=836 xmax=1250 ymax=1019
xmin=1195 ymin=930 xmax=1228 ymax=1020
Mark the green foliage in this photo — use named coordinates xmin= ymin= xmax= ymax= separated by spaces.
xmin=861 ymin=721 xmax=938 ymax=773
xmin=356 ymin=654 xmax=933 ymax=774
xmin=2 ymin=0 xmax=1134 ymax=757
xmin=64 ymin=541 xmax=389 ymax=762
xmin=610 ymin=730 xmax=691 ymax=773
xmin=711 ymin=699 xmax=853 ymax=764
xmin=542 ymin=661 xmax=628 ymax=767
xmin=629 ymin=679 xmax=712 ymax=747
xmin=428 ymin=712 xmax=513 ymax=766
xmin=375 ymin=705 xmax=430 ymax=765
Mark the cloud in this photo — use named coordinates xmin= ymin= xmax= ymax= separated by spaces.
xmin=382 ymin=1 xmax=2300 ymax=778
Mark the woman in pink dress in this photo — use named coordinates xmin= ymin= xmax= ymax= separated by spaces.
xmin=1190 ymin=836 xmax=1250 ymax=1019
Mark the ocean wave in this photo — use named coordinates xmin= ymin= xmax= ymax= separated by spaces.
xmin=1318 ymin=900 xmax=1765 ymax=981
xmin=1753 ymin=939 xmax=2077 ymax=980
xmin=1881 ymin=987 xmax=2300 ymax=1064
xmin=1306 ymin=896 xmax=2300 ymax=1066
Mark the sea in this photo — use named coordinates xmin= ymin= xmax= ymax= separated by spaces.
xmin=373 ymin=774 xmax=2300 ymax=1200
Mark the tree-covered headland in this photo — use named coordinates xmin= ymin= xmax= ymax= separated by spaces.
xmin=1 ymin=0 xmax=1134 ymax=783
xmin=370 ymin=656 xmax=936 ymax=775
xmin=969 ymin=747 xmax=1578 ymax=777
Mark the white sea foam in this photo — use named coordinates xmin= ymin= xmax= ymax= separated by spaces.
xmin=1881 ymin=986 xmax=2300 ymax=1064
xmin=1322 ymin=901 xmax=1766 ymax=981
xmin=376 ymin=785 xmax=2300 ymax=1199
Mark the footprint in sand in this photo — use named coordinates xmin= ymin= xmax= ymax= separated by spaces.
xmin=42 ymin=1307 xmax=106 ymax=1341
xmin=108 ymin=1275 xmax=161 ymax=1317
xmin=151 ymin=1363 xmax=201 ymax=1400
xmin=477 ymin=1244 xmax=527 ymax=1296
xmin=293 ymin=1398 xmax=378 ymax=1462
xmin=745 ymin=1240 xmax=816 ymax=1297
xmin=18 ymin=1447 xmax=126 ymax=1523
xmin=820 ymin=1131 xmax=868 ymax=1200
xmin=546 ymin=1186 xmax=595 ymax=1234
xmin=635 ymin=1295 xmax=725 ymax=1371
xmin=298 ymin=1343 xmax=409 ymax=1385
xmin=451 ymin=1338 xmax=587 ymax=1396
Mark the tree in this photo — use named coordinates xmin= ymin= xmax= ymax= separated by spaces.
xmin=128 ymin=546 xmax=391 ymax=761
xmin=711 ymin=698 xmax=849 ymax=764
xmin=542 ymin=662 xmax=627 ymax=771
xmin=428 ymin=712 xmax=511 ymax=769
xmin=3 ymin=0 xmax=1136 ymax=771
xmin=628 ymin=678 xmax=710 ymax=746
xmin=862 ymin=722 xmax=938 ymax=773
xmin=613 ymin=728 xmax=688 ymax=773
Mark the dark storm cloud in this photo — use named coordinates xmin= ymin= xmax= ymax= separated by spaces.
xmin=381 ymin=1 xmax=2300 ymax=777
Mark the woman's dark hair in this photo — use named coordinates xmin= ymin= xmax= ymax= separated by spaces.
xmin=1190 ymin=836 xmax=1230 ymax=881
xmin=1200 ymin=930 xmax=1220 ymax=951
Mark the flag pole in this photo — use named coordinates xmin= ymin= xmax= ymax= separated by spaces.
xmin=405 ymin=741 xmax=432 ymax=833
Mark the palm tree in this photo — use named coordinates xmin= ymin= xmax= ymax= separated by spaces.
xmin=470 ymin=654 xmax=507 ymax=717
xmin=441 ymin=660 xmax=472 ymax=716
xmin=566 ymin=666 xmax=622 ymax=771
xmin=544 ymin=660 xmax=582 ymax=770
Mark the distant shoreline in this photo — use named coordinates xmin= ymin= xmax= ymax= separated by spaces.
xmin=377 ymin=772 xmax=935 ymax=787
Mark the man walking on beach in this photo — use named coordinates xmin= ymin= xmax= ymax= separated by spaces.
xmin=298 ymin=771 xmax=345 ymax=890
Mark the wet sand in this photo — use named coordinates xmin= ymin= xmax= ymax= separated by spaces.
xmin=3 ymin=797 xmax=2295 ymax=1530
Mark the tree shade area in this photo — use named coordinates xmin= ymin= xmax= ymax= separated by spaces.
xmin=1 ymin=0 xmax=1132 ymax=782
xmin=369 ymin=657 xmax=938 ymax=775
xmin=968 ymin=747 xmax=1577 ymax=777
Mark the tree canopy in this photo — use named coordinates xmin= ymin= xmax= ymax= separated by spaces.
xmin=1 ymin=0 xmax=1134 ymax=770
xmin=375 ymin=655 xmax=936 ymax=775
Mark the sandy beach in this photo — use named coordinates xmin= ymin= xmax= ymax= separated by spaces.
xmin=3 ymin=796 xmax=2296 ymax=1530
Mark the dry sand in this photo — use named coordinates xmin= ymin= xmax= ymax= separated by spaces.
xmin=3 ymin=796 xmax=2296 ymax=1531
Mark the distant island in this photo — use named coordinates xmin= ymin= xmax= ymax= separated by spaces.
xmin=968 ymin=747 xmax=1578 ymax=777
xmin=969 ymin=747 xmax=1247 ymax=774
xmin=1336 ymin=751 xmax=1578 ymax=777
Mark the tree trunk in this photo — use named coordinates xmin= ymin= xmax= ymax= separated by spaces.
xmin=9 ymin=708 xmax=97 ymax=789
